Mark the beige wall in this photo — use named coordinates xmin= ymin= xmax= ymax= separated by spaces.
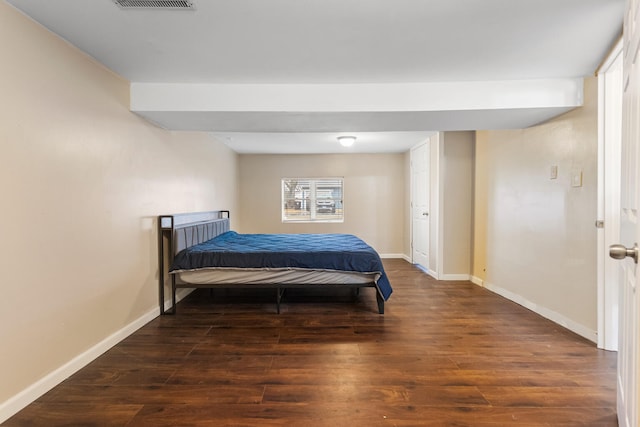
xmin=441 ymin=131 xmax=475 ymax=276
xmin=0 ymin=2 xmax=238 ymax=406
xmin=238 ymin=154 xmax=405 ymax=255
xmin=404 ymin=151 xmax=412 ymax=256
xmin=473 ymin=133 xmax=488 ymax=279
xmin=474 ymin=77 xmax=598 ymax=332
xmin=423 ymin=132 xmax=474 ymax=277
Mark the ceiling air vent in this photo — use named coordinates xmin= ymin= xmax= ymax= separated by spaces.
xmin=113 ymin=0 xmax=194 ymax=9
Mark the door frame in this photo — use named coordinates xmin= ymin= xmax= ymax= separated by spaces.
xmin=597 ymin=37 xmax=623 ymax=351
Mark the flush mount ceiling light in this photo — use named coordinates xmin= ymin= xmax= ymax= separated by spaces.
xmin=113 ymin=0 xmax=195 ymax=9
xmin=338 ymin=136 xmax=356 ymax=147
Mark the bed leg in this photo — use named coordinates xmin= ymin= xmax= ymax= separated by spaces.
xmin=351 ymin=287 xmax=359 ymax=302
xmin=376 ymin=292 xmax=384 ymax=314
xmin=159 ymin=283 xmax=165 ymax=315
xmin=165 ymin=282 xmax=177 ymax=315
xmin=160 ymin=282 xmax=177 ymax=315
xmin=276 ymin=288 xmax=283 ymax=314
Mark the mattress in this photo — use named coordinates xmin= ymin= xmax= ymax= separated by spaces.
xmin=176 ymin=267 xmax=380 ymax=285
xmin=170 ymin=231 xmax=393 ymax=300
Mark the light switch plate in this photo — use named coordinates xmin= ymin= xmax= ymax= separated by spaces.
xmin=571 ymin=170 xmax=583 ymax=187
xmin=550 ymin=165 xmax=558 ymax=179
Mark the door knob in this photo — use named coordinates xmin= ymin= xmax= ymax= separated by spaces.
xmin=609 ymin=243 xmax=639 ymax=264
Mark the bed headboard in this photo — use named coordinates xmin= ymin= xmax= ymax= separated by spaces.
xmin=158 ymin=210 xmax=230 ymax=314
xmin=159 ymin=210 xmax=230 ymax=255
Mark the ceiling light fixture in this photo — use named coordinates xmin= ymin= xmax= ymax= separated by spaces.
xmin=338 ymin=136 xmax=356 ymax=147
xmin=113 ymin=0 xmax=195 ymax=9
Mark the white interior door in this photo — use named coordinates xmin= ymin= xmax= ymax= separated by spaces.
xmin=598 ymin=40 xmax=622 ymax=351
xmin=614 ymin=6 xmax=640 ymax=424
xmin=411 ymin=140 xmax=430 ymax=268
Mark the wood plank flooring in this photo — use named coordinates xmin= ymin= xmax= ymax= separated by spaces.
xmin=4 ymin=259 xmax=617 ymax=426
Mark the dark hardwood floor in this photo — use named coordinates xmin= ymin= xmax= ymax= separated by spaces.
xmin=4 ymin=259 xmax=617 ymax=426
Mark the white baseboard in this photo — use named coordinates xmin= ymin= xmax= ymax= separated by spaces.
xmin=438 ymin=274 xmax=472 ymax=281
xmin=412 ymin=267 xmax=471 ymax=282
xmin=163 ymin=288 xmax=194 ymax=312
xmin=413 ymin=263 xmax=428 ymax=273
xmin=0 ymin=288 xmax=194 ymax=424
xmin=482 ymin=280 xmax=597 ymax=343
xmin=412 ymin=263 xmax=439 ymax=279
xmin=470 ymin=276 xmax=484 ymax=287
xmin=379 ymin=253 xmax=407 ymax=260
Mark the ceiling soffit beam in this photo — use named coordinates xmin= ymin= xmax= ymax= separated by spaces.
xmin=130 ymin=79 xmax=583 ymax=132
xmin=131 ymin=79 xmax=583 ymax=112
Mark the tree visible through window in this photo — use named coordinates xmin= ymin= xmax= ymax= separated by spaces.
xmin=282 ymin=178 xmax=344 ymax=222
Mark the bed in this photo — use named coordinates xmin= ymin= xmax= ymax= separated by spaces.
xmin=158 ymin=211 xmax=392 ymax=315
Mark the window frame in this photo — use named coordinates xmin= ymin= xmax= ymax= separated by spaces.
xmin=281 ymin=177 xmax=344 ymax=223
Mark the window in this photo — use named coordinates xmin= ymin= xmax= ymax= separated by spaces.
xmin=282 ymin=178 xmax=344 ymax=222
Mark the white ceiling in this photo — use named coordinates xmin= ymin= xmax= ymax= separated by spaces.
xmin=6 ymin=0 xmax=624 ymax=153
xmin=215 ymin=131 xmax=437 ymax=154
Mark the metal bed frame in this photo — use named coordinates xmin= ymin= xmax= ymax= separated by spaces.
xmin=158 ymin=210 xmax=384 ymax=315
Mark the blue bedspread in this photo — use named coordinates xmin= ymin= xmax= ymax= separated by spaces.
xmin=170 ymin=231 xmax=392 ymax=300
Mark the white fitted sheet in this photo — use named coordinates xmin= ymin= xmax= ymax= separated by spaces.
xmin=175 ymin=267 xmax=380 ymax=286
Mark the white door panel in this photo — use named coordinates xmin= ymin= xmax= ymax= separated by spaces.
xmin=616 ymin=5 xmax=640 ymax=423
xmin=411 ymin=141 xmax=430 ymax=268
xmin=598 ymin=42 xmax=622 ymax=351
